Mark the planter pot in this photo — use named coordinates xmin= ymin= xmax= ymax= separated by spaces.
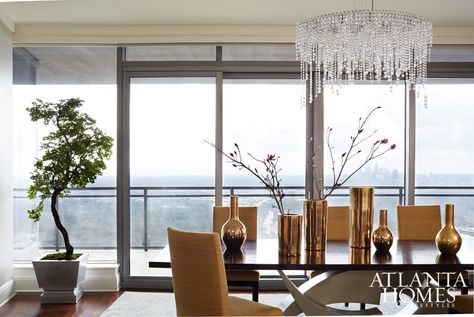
xmin=32 ymin=253 xmax=88 ymax=304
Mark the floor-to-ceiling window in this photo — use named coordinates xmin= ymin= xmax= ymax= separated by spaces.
xmin=223 ymin=78 xmax=305 ymax=238
xmin=11 ymin=44 xmax=474 ymax=288
xmin=12 ymin=47 xmax=117 ymax=263
xmin=415 ymin=78 xmax=474 ymax=236
xmin=128 ymin=76 xmax=215 ymax=276
xmin=324 ymin=84 xmax=405 ymax=231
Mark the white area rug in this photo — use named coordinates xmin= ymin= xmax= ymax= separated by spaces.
xmin=100 ymin=292 xmax=288 ymax=317
xmin=101 ymin=291 xmax=429 ymax=316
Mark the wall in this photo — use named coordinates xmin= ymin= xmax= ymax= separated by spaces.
xmin=0 ymin=22 xmax=14 ymax=306
xmin=11 ymin=24 xmax=474 ymax=45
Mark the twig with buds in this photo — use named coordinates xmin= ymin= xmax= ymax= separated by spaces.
xmin=206 ymin=141 xmax=287 ymax=215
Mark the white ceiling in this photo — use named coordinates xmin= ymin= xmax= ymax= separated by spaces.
xmin=1 ymin=0 xmax=474 ymax=27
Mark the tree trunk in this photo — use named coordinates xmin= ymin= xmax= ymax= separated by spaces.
xmin=51 ymin=189 xmax=74 ymax=257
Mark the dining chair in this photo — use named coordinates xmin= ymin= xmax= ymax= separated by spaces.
xmin=167 ymin=227 xmax=282 ymax=316
xmin=213 ymin=206 xmax=260 ymax=302
xmin=397 ymin=205 xmax=469 ymax=294
xmin=397 ymin=205 xmax=441 ymax=240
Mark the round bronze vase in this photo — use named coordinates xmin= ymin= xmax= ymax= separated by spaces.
xmin=278 ymin=214 xmax=302 ymax=257
xmin=221 ymin=196 xmax=247 ymax=252
xmin=304 ymin=199 xmax=328 ymax=251
xmin=435 ymin=204 xmax=462 ymax=256
xmin=349 ymin=187 xmax=374 ymax=249
xmin=372 ymin=209 xmax=394 ymax=252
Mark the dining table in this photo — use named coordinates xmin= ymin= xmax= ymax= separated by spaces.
xmin=149 ymin=238 xmax=474 ymax=272
xmin=149 ymin=238 xmax=474 ymax=316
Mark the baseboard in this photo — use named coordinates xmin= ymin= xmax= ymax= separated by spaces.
xmin=0 ymin=279 xmax=16 ymax=307
xmin=14 ymin=263 xmax=120 ymax=292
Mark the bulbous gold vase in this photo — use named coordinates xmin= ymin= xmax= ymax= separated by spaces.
xmin=221 ymin=195 xmax=247 ymax=252
xmin=372 ymin=209 xmax=393 ymax=252
xmin=435 ymin=204 xmax=462 ymax=256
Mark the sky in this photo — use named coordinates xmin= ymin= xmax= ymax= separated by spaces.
xmin=12 ymin=79 xmax=474 ymax=188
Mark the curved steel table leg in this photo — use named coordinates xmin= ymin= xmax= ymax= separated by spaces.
xmin=278 ymin=270 xmax=383 ymax=316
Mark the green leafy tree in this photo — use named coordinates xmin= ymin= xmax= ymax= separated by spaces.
xmin=27 ymin=98 xmax=113 ymax=258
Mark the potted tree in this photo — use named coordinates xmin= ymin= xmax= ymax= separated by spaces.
xmin=27 ymin=98 xmax=113 ymax=303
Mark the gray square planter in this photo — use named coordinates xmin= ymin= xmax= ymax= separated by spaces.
xmin=32 ymin=253 xmax=88 ymax=304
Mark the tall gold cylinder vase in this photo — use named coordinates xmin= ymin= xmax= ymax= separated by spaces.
xmin=350 ymin=187 xmax=374 ymax=248
xmin=278 ymin=214 xmax=302 ymax=257
xmin=304 ymin=199 xmax=328 ymax=251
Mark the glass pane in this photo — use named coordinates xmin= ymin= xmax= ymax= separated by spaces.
xmin=324 ymin=84 xmax=405 ymax=232
xmin=415 ymin=79 xmax=474 ymax=236
xmin=12 ymin=47 xmax=117 ymax=263
xmin=126 ymin=45 xmax=216 ymax=61
xmin=223 ymin=79 xmax=305 ymax=239
xmin=222 ymin=45 xmax=296 ymax=61
xmin=129 ymin=77 xmax=215 ymax=276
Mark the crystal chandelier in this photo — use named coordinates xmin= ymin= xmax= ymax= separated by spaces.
xmin=296 ymin=8 xmax=432 ymax=103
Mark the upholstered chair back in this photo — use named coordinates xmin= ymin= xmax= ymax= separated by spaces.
xmin=327 ymin=206 xmax=350 ymax=241
xmin=167 ymin=227 xmax=230 ymax=316
xmin=397 ymin=205 xmax=442 ymax=240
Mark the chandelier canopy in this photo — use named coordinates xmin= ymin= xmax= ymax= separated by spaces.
xmin=296 ymin=9 xmax=433 ymax=103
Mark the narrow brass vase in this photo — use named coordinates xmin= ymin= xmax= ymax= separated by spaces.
xmin=221 ymin=195 xmax=247 ymax=252
xmin=349 ymin=187 xmax=374 ymax=249
xmin=435 ymin=204 xmax=462 ymax=256
xmin=278 ymin=214 xmax=302 ymax=257
xmin=304 ymin=199 xmax=328 ymax=251
xmin=372 ymin=209 xmax=393 ymax=252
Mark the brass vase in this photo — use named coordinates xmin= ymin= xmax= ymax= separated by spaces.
xmin=372 ymin=209 xmax=394 ymax=252
xmin=221 ymin=195 xmax=247 ymax=252
xmin=304 ymin=199 xmax=328 ymax=251
xmin=435 ymin=204 xmax=462 ymax=256
xmin=223 ymin=248 xmax=246 ymax=263
xmin=278 ymin=214 xmax=302 ymax=257
xmin=350 ymin=247 xmax=371 ymax=264
xmin=349 ymin=187 xmax=374 ymax=249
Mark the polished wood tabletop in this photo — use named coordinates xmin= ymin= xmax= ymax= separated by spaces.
xmin=149 ymin=237 xmax=474 ymax=271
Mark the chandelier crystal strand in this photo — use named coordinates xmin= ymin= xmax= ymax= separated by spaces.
xmin=296 ymin=10 xmax=432 ymax=104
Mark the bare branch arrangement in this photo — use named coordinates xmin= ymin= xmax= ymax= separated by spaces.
xmin=313 ymin=106 xmax=397 ymax=200
xmin=206 ymin=141 xmax=287 ymax=216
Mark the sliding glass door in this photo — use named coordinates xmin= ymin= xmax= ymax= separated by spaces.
xmin=122 ymin=75 xmax=216 ymax=281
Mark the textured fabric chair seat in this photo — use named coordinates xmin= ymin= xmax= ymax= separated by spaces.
xmin=227 ymin=270 xmax=260 ymax=282
xmin=228 ymin=296 xmax=282 ymax=316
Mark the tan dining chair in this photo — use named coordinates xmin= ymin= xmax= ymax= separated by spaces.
xmin=213 ymin=206 xmax=260 ymax=302
xmin=167 ymin=227 xmax=282 ymax=316
xmin=397 ymin=205 xmax=441 ymax=240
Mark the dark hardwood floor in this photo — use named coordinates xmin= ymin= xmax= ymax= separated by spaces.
xmin=0 ymin=292 xmax=123 ymax=317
